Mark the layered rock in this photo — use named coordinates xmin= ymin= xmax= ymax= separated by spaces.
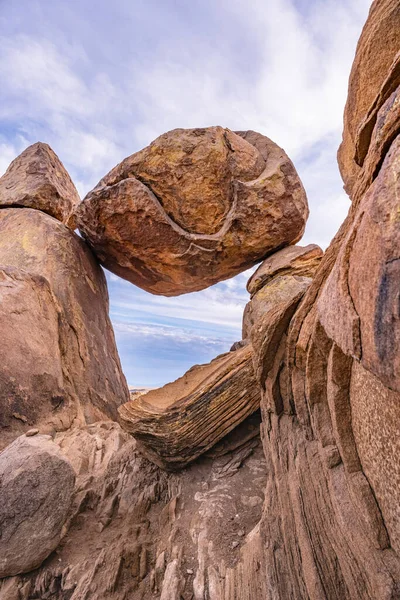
xmin=0 ymin=208 xmax=129 ymax=448
xmin=338 ymin=0 xmax=400 ymax=198
xmin=118 ymin=343 xmax=260 ymax=469
xmin=220 ymin=3 xmax=400 ymax=597
xmin=76 ymin=127 xmax=308 ymax=295
xmin=0 ymin=143 xmax=80 ymax=227
xmin=0 ymin=434 xmax=75 ymax=578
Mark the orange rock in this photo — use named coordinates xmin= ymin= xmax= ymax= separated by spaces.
xmin=0 ymin=209 xmax=129 ymax=448
xmin=0 ymin=142 xmax=80 ymax=227
xmin=338 ymin=0 xmax=400 ymax=199
xmin=76 ymin=127 xmax=308 ymax=296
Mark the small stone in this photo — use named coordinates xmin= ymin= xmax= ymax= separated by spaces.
xmin=232 ymin=541 xmax=240 ymax=549
xmin=186 ymin=569 xmax=194 ymax=575
xmin=238 ymin=529 xmax=245 ymax=537
xmin=25 ymin=429 xmax=39 ymax=437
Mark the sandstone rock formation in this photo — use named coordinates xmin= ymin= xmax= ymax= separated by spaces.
xmin=1 ymin=1 xmax=400 ymax=598
xmin=0 ymin=416 xmax=266 ymax=599
xmin=0 ymin=208 xmax=129 ymax=449
xmin=337 ymin=0 xmax=400 ymax=198
xmin=118 ymin=344 xmax=260 ymax=469
xmin=76 ymin=127 xmax=308 ymax=295
xmin=0 ymin=143 xmax=80 ymax=227
xmin=246 ymin=243 xmax=323 ymax=297
xmin=0 ymin=434 xmax=75 ymax=578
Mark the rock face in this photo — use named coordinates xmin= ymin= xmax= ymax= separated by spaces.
xmin=0 ymin=143 xmax=80 ymax=227
xmin=338 ymin=0 xmax=400 ymax=199
xmin=118 ymin=344 xmax=260 ymax=469
xmin=76 ymin=127 xmax=308 ymax=295
xmin=0 ymin=208 xmax=129 ymax=448
xmin=0 ymin=434 xmax=75 ymax=578
xmin=221 ymin=3 xmax=400 ymax=597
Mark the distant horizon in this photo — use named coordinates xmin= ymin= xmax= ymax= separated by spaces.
xmin=0 ymin=0 xmax=372 ymax=387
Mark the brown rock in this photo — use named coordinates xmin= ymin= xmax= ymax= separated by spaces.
xmin=0 ymin=209 xmax=129 ymax=448
xmin=118 ymin=344 xmax=260 ymax=469
xmin=76 ymin=127 xmax=308 ymax=296
xmin=246 ymin=275 xmax=312 ymax=410
xmin=0 ymin=142 xmax=80 ymax=226
xmin=338 ymin=0 xmax=400 ymax=199
xmin=0 ymin=434 xmax=75 ymax=577
xmin=246 ymin=243 xmax=323 ymax=297
xmin=0 ymin=416 xmax=266 ymax=599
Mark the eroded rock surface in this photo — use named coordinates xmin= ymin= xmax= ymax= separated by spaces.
xmin=0 ymin=434 xmax=75 ymax=578
xmin=246 ymin=243 xmax=323 ymax=297
xmin=225 ymin=3 xmax=400 ymax=596
xmin=0 ymin=143 xmax=80 ymax=227
xmin=0 ymin=416 xmax=266 ymax=599
xmin=0 ymin=209 xmax=129 ymax=448
xmin=338 ymin=0 xmax=400 ymax=199
xmin=118 ymin=344 xmax=260 ymax=469
xmin=76 ymin=127 xmax=308 ymax=295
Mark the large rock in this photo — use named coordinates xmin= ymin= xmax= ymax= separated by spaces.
xmin=0 ymin=142 xmax=80 ymax=226
xmin=338 ymin=0 xmax=400 ymax=199
xmin=242 ymin=244 xmax=321 ymax=414
xmin=0 ymin=434 xmax=75 ymax=578
xmin=246 ymin=244 xmax=323 ymax=297
xmin=76 ymin=127 xmax=308 ymax=296
xmin=118 ymin=343 xmax=260 ymax=469
xmin=0 ymin=208 xmax=129 ymax=448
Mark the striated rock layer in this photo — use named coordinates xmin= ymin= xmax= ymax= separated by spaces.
xmin=0 ymin=209 xmax=129 ymax=448
xmin=76 ymin=127 xmax=308 ymax=296
xmin=0 ymin=142 xmax=80 ymax=227
xmin=118 ymin=344 xmax=260 ymax=469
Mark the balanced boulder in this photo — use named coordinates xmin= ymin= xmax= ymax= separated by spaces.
xmin=0 ymin=434 xmax=75 ymax=578
xmin=0 ymin=142 xmax=80 ymax=227
xmin=118 ymin=343 xmax=260 ymax=469
xmin=76 ymin=127 xmax=308 ymax=296
xmin=0 ymin=208 xmax=129 ymax=448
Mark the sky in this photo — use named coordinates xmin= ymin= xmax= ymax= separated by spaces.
xmin=0 ymin=0 xmax=372 ymax=387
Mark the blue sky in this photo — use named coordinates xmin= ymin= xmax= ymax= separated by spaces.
xmin=0 ymin=0 xmax=371 ymax=386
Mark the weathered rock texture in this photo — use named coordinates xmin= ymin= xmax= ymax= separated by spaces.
xmin=0 ymin=434 xmax=75 ymax=578
xmin=222 ymin=2 xmax=400 ymax=596
xmin=118 ymin=344 xmax=260 ymax=469
xmin=76 ymin=127 xmax=308 ymax=295
xmin=0 ymin=417 xmax=266 ymax=599
xmin=1 ymin=2 xmax=400 ymax=598
xmin=246 ymin=243 xmax=323 ymax=297
xmin=0 ymin=209 xmax=129 ymax=449
xmin=338 ymin=0 xmax=400 ymax=199
xmin=0 ymin=143 xmax=80 ymax=227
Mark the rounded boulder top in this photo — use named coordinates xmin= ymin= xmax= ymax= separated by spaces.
xmin=76 ymin=126 xmax=309 ymax=296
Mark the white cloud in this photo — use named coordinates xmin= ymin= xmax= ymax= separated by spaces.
xmin=113 ymin=321 xmax=230 ymax=347
xmin=0 ymin=0 xmax=373 ymax=384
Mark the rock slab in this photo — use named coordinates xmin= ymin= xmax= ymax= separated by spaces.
xmin=118 ymin=343 xmax=260 ymax=469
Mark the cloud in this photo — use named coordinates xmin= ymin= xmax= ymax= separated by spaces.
xmin=0 ymin=0 xmax=372 ymax=385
